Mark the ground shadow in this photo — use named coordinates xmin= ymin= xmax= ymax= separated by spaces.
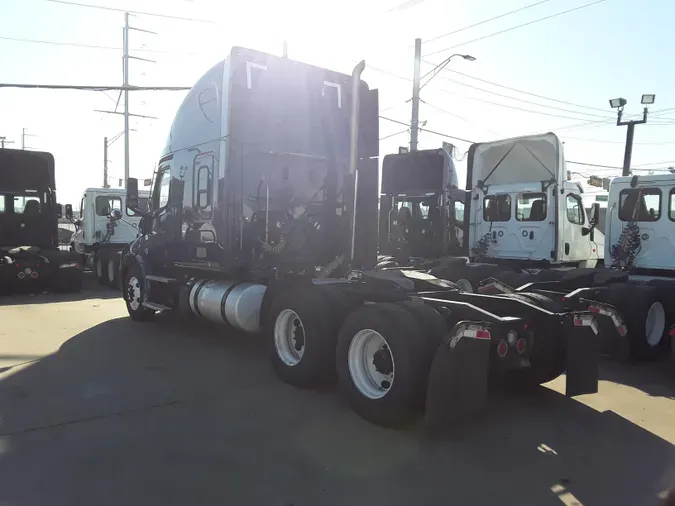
xmin=598 ymin=355 xmax=675 ymax=400
xmin=0 ymin=274 xmax=119 ymax=306
xmin=0 ymin=316 xmax=673 ymax=506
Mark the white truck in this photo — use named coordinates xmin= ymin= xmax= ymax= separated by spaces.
xmin=70 ymin=187 xmax=149 ymax=287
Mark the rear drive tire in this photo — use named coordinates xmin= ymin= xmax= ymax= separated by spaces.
xmin=395 ymin=300 xmax=448 ymax=354
xmin=123 ymin=263 xmax=155 ymax=322
xmin=267 ymin=287 xmax=337 ymax=388
xmin=336 ymin=303 xmax=429 ymax=428
xmin=605 ymin=284 xmax=668 ymax=361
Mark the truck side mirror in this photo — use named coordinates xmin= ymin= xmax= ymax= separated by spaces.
xmin=56 ymin=203 xmax=63 ymax=219
xmin=591 ymin=202 xmax=600 ymax=225
xmin=127 ymin=177 xmax=139 ymax=210
xmin=65 ymin=203 xmax=73 ymax=219
xmin=581 ymin=227 xmax=591 ymax=236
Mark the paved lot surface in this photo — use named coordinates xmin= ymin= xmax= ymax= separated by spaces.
xmin=0 ymin=288 xmax=674 ymax=506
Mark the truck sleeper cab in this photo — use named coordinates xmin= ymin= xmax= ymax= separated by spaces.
xmin=119 ymin=48 xmax=600 ymax=429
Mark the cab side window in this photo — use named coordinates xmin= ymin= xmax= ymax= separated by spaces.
xmin=566 ymin=194 xmax=584 ymax=225
xmin=154 ymin=167 xmax=172 ymax=209
xmin=95 ymin=196 xmax=121 ymax=216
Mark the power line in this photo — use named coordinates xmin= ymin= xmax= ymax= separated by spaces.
xmin=567 ymin=160 xmax=621 ymax=169
xmin=380 ymin=128 xmax=409 ymax=141
xmin=388 ymin=0 xmax=428 ymax=12
xmin=425 ymin=66 xmax=609 ymax=113
xmin=0 ymin=83 xmax=190 ymax=91
xmin=424 ymin=0 xmax=607 ymax=57
xmin=379 ymin=115 xmax=475 ymax=143
xmin=0 ymin=35 xmax=199 ymax=55
xmin=561 ymin=134 xmax=675 ymax=146
xmin=423 ymin=0 xmax=555 ymax=45
xmin=46 ymin=0 xmax=217 ymax=24
xmin=367 ymin=64 xmax=614 ymax=124
xmin=428 ymin=74 xmax=614 ymax=120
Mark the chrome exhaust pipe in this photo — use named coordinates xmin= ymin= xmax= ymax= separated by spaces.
xmin=349 ymin=60 xmax=365 ymax=261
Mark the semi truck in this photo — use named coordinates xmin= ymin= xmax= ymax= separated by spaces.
xmin=379 ymin=137 xmax=672 ymax=361
xmin=0 ymin=149 xmax=83 ymax=294
xmin=117 ymin=46 xmax=601 ymax=429
xmin=69 ymin=187 xmax=150 ymax=288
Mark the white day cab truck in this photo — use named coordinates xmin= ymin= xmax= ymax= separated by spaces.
xmin=378 ymin=135 xmax=673 ymax=361
xmin=114 ymin=46 xmax=604 ymax=430
xmin=69 ymin=187 xmax=149 ymax=288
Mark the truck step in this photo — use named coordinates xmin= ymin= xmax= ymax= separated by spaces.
xmin=142 ymin=301 xmax=173 ymax=311
xmin=145 ymin=275 xmax=177 ymax=283
xmin=173 ymin=261 xmax=223 ymax=272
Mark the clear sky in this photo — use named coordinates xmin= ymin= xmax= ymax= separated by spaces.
xmin=2 ymin=0 xmax=675 ymax=204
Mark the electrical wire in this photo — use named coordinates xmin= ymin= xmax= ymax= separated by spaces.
xmin=0 ymin=35 xmax=200 ymax=55
xmin=428 ymin=74 xmax=614 ymax=120
xmin=380 ymin=128 xmax=409 ymax=140
xmin=379 ymin=115 xmax=475 ymax=143
xmin=424 ymin=0 xmax=607 ymax=57
xmin=46 ymin=0 xmax=217 ymax=24
xmin=425 ymin=66 xmax=610 ymax=113
xmin=388 ymin=0 xmax=428 ymax=12
xmin=0 ymin=83 xmax=190 ymax=91
xmin=423 ymin=0 xmax=555 ymax=45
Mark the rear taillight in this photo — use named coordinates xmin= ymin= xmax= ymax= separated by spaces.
xmin=573 ymin=314 xmax=599 ymax=335
xmin=669 ymin=327 xmax=675 ymax=338
xmin=497 ymin=340 xmax=508 ymax=357
xmin=515 ymin=338 xmax=527 ymax=354
xmin=448 ymin=322 xmax=492 ymax=349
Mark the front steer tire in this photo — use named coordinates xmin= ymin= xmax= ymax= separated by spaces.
xmin=336 ymin=303 xmax=430 ymax=428
xmin=122 ymin=263 xmax=155 ymax=322
xmin=266 ymin=287 xmax=338 ymax=389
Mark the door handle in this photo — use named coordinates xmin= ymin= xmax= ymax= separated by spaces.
xmin=529 ymin=231 xmax=534 ymax=240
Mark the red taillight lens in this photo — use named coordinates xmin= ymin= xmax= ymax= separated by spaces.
xmin=588 ymin=305 xmax=600 ymax=313
xmin=497 ymin=340 xmax=508 ymax=358
xmin=515 ymin=338 xmax=527 ymax=354
xmin=475 ymin=329 xmax=491 ymax=340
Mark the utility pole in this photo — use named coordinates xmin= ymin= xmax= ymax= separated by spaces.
xmin=21 ymin=128 xmax=38 ymax=150
xmin=123 ymin=12 xmax=130 ymax=187
xmin=282 ymin=40 xmax=288 ymax=58
xmin=409 ymin=38 xmax=422 ymax=152
xmin=609 ymin=94 xmax=655 ymax=177
xmin=0 ymin=136 xmax=14 ymax=149
xmin=96 ymin=13 xmax=157 ymax=188
xmin=408 ymin=40 xmax=475 ymax=152
xmin=103 ymin=136 xmax=109 ymax=188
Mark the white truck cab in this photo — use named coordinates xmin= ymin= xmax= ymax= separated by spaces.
xmin=466 ymin=132 xmax=603 ymax=267
xmin=605 ymin=174 xmax=675 ymax=273
xmin=71 ymin=187 xmax=149 ymax=286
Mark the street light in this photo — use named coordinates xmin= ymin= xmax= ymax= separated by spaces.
xmin=609 ymin=97 xmax=627 ymax=109
xmin=410 ymin=38 xmax=476 ymax=151
xmin=609 ymin=93 xmax=655 ymax=176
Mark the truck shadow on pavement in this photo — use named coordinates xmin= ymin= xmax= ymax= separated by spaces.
xmin=598 ymin=355 xmax=675 ymax=401
xmin=0 ymin=286 xmax=119 ymax=306
xmin=0 ymin=316 xmax=673 ymax=506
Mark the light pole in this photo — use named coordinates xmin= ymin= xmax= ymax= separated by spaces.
xmin=410 ymin=41 xmax=475 ymax=151
xmin=609 ymin=94 xmax=655 ymax=177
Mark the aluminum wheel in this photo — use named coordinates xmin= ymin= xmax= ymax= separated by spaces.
xmin=348 ymin=329 xmax=395 ymax=400
xmin=645 ymin=301 xmax=666 ymax=347
xmin=456 ymin=278 xmax=473 ymax=293
xmin=274 ymin=309 xmax=306 ymax=366
xmin=126 ymin=276 xmax=142 ymax=310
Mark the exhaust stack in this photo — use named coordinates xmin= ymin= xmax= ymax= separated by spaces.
xmin=348 ymin=60 xmax=365 ymax=261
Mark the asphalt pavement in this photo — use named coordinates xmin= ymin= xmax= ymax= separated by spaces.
xmin=0 ymin=287 xmax=674 ymax=506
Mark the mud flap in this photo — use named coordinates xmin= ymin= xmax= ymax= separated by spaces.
xmin=424 ymin=331 xmax=491 ymax=431
xmin=564 ymin=316 xmax=600 ymax=397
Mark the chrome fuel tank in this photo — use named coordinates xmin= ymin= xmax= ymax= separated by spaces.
xmin=188 ymin=279 xmax=267 ymax=333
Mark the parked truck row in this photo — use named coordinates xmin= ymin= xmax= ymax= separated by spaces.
xmin=108 ymin=47 xmax=607 ymax=429
xmin=377 ymin=136 xmax=675 ymax=362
